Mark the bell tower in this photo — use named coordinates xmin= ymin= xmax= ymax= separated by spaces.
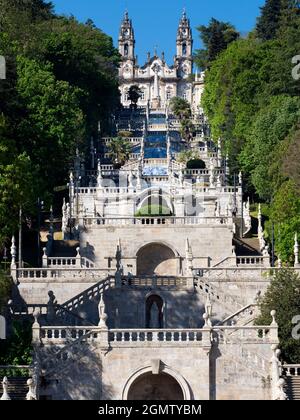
xmin=176 ymin=10 xmax=193 ymax=77
xmin=119 ymin=11 xmax=135 ymax=62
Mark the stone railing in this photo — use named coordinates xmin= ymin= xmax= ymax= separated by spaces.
xmin=195 ymin=277 xmax=244 ymax=314
xmin=40 ymin=326 xmax=93 ymax=344
xmin=38 ymin=324 xmax=277 ymax=348
xmin=122 ymin=276 xmax=192 ymax=289
xmin=45 ymin=251 xmax=95 ymax=269
xmin=47 ymin=257 xmax=78 ymax=267
xmin=194 ymin=267 xmax=278 ymax=282
xmin=0 ymin=365 xmax=36 ymax=401
xmin=218 ymin=304 xmax=259 ymax=326
xmin=74 ymin=187 xmax=98 ymax=195
xmin=15 ymin=268 xmax=113 ymax=283
xmin=147 ymin=124 xmax=168 ymax=131
xmin=82 ymin=216 xmax=232 ymax=227
xmin=184 ymin=168 xmax=224 ymax=176
xmin=59 ymin=276 xmax=114 ymax=313
xmin=281 ymin=364 xmax=300 ymax=377
xmin=102 ymin=137 xmax=141 ymax=145
xmin=236 ymin=256 xmax=270 ymax=267
xmin=109 ymin=329 xmax=203 ymax=346
xmin=212 ymin=325 xmax=278 ymax=345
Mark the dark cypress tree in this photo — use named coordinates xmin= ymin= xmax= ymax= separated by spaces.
xmin=195 ymin=18 xmax=239 ymax=69
xmin=256 ymin=0 xmax=283 ymax=40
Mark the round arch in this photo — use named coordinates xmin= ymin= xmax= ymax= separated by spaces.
xmin=122 ymin=365 xmax=192 ymax=400
xmin=136 ymin=188 xmax=174 ymax=216
xmin=136 ymin=242 xmax=178 ymax=276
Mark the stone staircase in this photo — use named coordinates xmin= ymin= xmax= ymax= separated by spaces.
xmin=285 ymin=376 xmax=300 ymax=400
xmin=233 ymin=237 xmax=261 ymax=256
xmin=0 ymin=377 xmax=29 ymax=400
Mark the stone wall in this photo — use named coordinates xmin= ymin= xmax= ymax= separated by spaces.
xmin=38 ymin=342 xmax=273 ymax=400
xmin=80 ymin=224 xmax=235 ymax=274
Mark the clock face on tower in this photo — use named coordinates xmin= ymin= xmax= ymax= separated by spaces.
xmin=181 ymin=28 xmax=188 ymax=36
xmin=123 ymin=28 xmax=130 ymax=38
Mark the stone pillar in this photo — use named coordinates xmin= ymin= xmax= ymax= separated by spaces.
xmin=75 ymin=247 xmax=81 ymax=267
xmin=32 ymin=309 xmax=41 ymax=346
xmin=42 ymin=247 xmax=48 ymax=268
xmin=201 ymin=313 xmax=212 ymax=400
xmin=0 ymin=377 xmax=11 ymax=400
xmin=294 ymin=233 xmax=299 ymax=267
xmin=10 ymin=236 xmax=17 ymax=284
xmin=97 ymin=294 xmax=109 ymax=351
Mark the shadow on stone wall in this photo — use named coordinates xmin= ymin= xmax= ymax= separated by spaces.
xmin=39 ymin=343 xmax=114 ymax=400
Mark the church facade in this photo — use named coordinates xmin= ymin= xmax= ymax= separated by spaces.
xmin=2 ymin=11 xmax=300 ymax=402
xmin=118 ymin=11 xmax=204 ymax=113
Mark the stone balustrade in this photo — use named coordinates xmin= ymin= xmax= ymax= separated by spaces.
xmin=74 ymin=187 xmax=98 ymax=195
xmin=219 ymin=304 xmax=259 ymax=326
xmin=40 ymin=327 xmax=93 ymax=344
xmin=60 ymin=276 xmax=114 ymax=312
xmin=122 ymin=276 xmax=191 ymax=288
xmin=83 ymin=216 xmax=232 ymax=227
xmin=281 ymin=364 xmax=300 ymax=376
xmin=45 ymin=256 xmax=94 ymax=269
xmin=213 ymin=325 xmax=278 ymax=344
xmin=236 ymin=257 xmax=268 ymax=267
xmin=9 ymin=304 xmax=48 ymax=316
xmin=147 ymin=124 xmax=168 ymax=130
xmin=38 ymin=325 xmax=278 ymax=348
xmin=47 ymin=257 xmax=77 ymax=267
xmin=184 ymin=168 xmax=224 ymax=176
xmin=15 ymin=268 xmax=113 ymax=282
xmin=102 ymin=137 xmax=141 ymax=145
xmin=109 ymin=329 xmax=203 ymax=346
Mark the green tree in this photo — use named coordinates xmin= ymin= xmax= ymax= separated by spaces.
xmin=33 ymin=17 xmax=120 ymax=134
xmin=0 ymin=3 xmax=121 ymax=248
xmin=195 ymin=18 xmax=239 ymax=69
xmin=256 ymin=0 xmax=283 ymax=40
xmin=107 ymin=137 xmax=131 ymax=169
xmin=0 ymin=270 xmax=11 ymax=311
xmin=255 ymin=269 xmax=300 ymax=363
xmin=16 ymin=56 xmax=85 ymax=192
xmin=128 ymin=85 xmax=142 ymax=110
xmin=170 ymin=97 xmax=194 ymax=141
xmin=0 ymin=320 xmax=32 ymax=365
xmin=282 ymin=128 xmax=300 ymax=189
xmin=170 ymin=97 xmax=191 ymax=119
xmin=239 ymin=96 xmax=300 ymax=200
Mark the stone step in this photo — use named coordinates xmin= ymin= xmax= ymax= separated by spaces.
xmin=285 ymin=377 xmax=300 ymax=400
xmin=233 ymin=237 xmax=261 ymax=256
xmin=0 ymin=377 xmax=29 ymax=400
xmin=51 ymin=240 xmax=80 ymax=258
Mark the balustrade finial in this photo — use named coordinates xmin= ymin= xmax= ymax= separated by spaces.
xmin=0 ymin=377 xmax=11 ymax=400
xmin=270 ymin=310 xmax=277 ymax=326
xmin=98 ymin=293 xmax=108 ymax=328
xmin=26 ymin=378 xmax=37 ymax=400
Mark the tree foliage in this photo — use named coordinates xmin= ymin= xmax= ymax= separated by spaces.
xmin=256 ymin=0 xmax=284 ymax=40
xmin=0 ymin=1 xmax=120 ymax=248
xmin=201 ymin=6 xmax=300 ymax=262
xmin=107 ymin=137 xmax=131 ymax=169
xmin=128 ymin=85 xmax=142 ymax=110
xmin=195 ymin=18 xmax=239 ymax=69
xmin=255 ymin=269 xmax=300 ymax=363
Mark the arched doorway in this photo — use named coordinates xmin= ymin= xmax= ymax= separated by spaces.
xmin=137 ymin=243 xmax=177 ymax=276
xmin=145 ymin=295 xmax=164 ymax=329
xmin=127 ymin=372 xmax=184 ymax=400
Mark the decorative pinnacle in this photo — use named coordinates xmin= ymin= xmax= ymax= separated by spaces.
xmin=98 ymin=293 xmax=108 ymax=328
xmin=270 ymin=310 xmax=277 ymax=325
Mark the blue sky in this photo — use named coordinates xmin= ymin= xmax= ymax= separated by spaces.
xmin=51 ymin=0 xmax=265 ymax=65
